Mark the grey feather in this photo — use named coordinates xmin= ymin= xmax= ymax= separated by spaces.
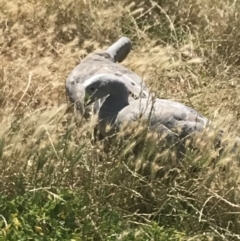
xmin=106 ymin=36 xmax=132 ymax=63
xmin=83 ymin=74 xmax=208 ymax=140
xmin=65 ymin=36 xmax=149 ymax=118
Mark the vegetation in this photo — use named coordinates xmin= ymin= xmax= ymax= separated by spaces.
xmin=1 ymin=0 xmax=240 ymax=240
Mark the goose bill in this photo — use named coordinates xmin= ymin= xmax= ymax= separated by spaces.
xmin=84 ymin=93 xmax=94 ymax=106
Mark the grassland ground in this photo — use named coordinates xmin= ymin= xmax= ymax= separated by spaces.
xmin=1 ymin=0 xmax=240 ymax=240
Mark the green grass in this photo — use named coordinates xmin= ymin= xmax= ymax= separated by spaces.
xmin=1 ymin=0 xmax=240 ymax=240
xmin=0 ymin=189 xmax=190 ymax=240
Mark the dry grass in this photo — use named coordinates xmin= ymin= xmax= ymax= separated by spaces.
xmin=1 ymin=0 xmax=240 ymax=240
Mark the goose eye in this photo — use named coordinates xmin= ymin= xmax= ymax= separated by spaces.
xmin=90 ymin=87 xmax=95 ymax=91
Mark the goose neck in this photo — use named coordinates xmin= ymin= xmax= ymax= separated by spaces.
xmin=99 ymin=95 xmax=129 ymax=118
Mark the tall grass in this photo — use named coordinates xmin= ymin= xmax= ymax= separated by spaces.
xmin=1 ymin=0 xmax=240 ymax=240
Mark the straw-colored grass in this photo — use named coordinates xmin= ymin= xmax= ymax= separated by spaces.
xmin=1 ymin=0 xmax=240 ymax=240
